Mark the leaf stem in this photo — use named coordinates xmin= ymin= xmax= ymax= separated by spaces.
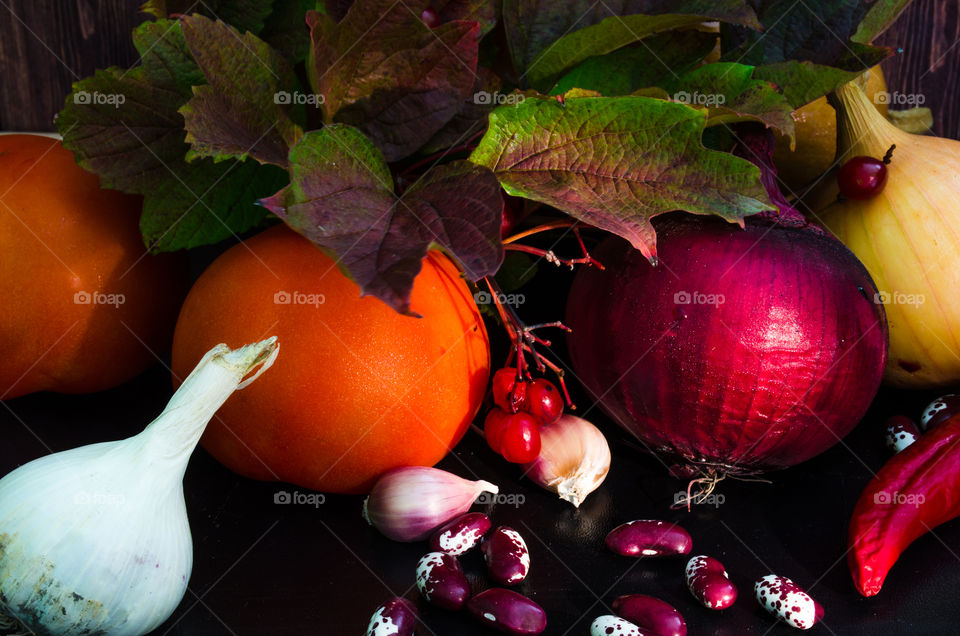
xmin=502 ymin=220 xmax=576 ymax=244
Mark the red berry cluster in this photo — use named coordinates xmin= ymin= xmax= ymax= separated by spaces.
xmin=484 ymin=368 xmax=564 ymax=463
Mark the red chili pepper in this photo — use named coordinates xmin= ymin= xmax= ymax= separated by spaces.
xmin=848 ymin=415 xmax=960 ymax=596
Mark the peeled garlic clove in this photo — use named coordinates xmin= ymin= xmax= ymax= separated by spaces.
xmin=416 ymin=552 xmax=471 ymax=610
xmin=430 ymin=512 xmax=491 ymax=555
xmin=466 ymin=588 xmax=547 ymax=635
xmin=363 ymin=467 xmax=498 ymax=542
xmin=522 ymin=414 xmax=610 ymax=507
xmin=482 ymin=526 xmax=531 ymax=585
xmin=366 ymin=597 xmax=418 ymax=636
xmin=0 ymin=338 xmax=278 ymax=636
xmin=606 ymin=520 xmax=692 ymax=557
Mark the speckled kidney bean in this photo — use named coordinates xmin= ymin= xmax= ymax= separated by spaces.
xmin=754 ymin=574 xmax=823 ymax=630
xmin=466 ymin=588 xmax=547 ymax=635
xmin=884 ymin=415 xmax=920 ymax=453
xmin=921 ymin=394 xmax=960 ymax=431
xmin=429 ymin=512 xmax=491 ymax=556
xmin=590 ymin=615 xmax=646 ymax=635
xmin=612 ymin=594 xmax=686 ymax=636
xmin=415 ymin=551 xmax=470 ymax=610
xmin=605 ymin=520 xmax=692 ymax=557
xmin=366 ymin=598 xmax=417 ymax=636
xmin=482 ymin=526 xmax=530 ymax=585
xmin=685 ymin=555 xmax=737 ymax=610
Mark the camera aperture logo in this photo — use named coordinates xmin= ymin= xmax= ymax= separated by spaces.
xmin=673 ymin=290 xmax=724 ymax=306
xmin=474 ymin=290 xmax=525 ymax=307
xmin=274 ymin=290 xmax=326 ymax=307
xmin=74 ymin=291 xmax=125 ymax=308
xmin=873 ymin=490 xmax=924 ymax=508
xmin=274 ymin=490 xmax=326 ymax=508
xmin=274 ymin=91 xmax=325 ymax=106
xmin=873 ymin=291 xmax=924 ymax=307
xmin=673 ymin=91 xmax=726 ymax=107
xmin=875 ymin=91 xmax=925 ymax=107
xmin=474 ymin=91 xmax=524 ymax=106
xmin=74 ymin=91 xmax=125 ymax=108
xmin=673 ymin=491 xmax=725 ymax=508
xmin=475 ymin=492 xmax=525 ymax=508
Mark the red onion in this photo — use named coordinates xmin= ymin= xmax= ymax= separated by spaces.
xmin=567 ymin=211 xmax=887 ymax=478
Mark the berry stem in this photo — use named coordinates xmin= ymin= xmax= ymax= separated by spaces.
xmin=502 ymin=220 xmax=576 ymax=244
xmin=883 ymin=144 xmax=896 ymax=164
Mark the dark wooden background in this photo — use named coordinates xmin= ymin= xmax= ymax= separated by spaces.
xmin=0 ymin=0 xmax=958 ymax=135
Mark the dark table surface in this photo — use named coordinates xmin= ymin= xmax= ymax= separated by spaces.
xmin=0 ymin=361 xmax=955 ymax=636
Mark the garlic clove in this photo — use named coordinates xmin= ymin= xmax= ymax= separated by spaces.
xmin=0 ymin=338 xmax=278 ymax=636
xmin=363 ymin=466 xmax=498 ymax=542
xmin=522 ymin=414 xmax=610 ymax=507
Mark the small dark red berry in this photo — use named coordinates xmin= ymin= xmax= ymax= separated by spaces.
xmin=492 ymin=368 xmax=525 ymax=413
xmin=837 ymin=156 xmax=888 ymax=200
xmin=421 ymin=7 xmax=440 ymax=28
xmin=484 ymin=408 xmax=511 ymax=452
xmin=524 ymin=378 xmax=563 ymax=426
xmin=499 ymin=412 xmax=541 ymax=463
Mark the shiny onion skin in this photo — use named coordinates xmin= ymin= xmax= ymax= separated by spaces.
xmin=849 ymin=415 xmax=960 ymax=596
xmin=567 ymin=213 xmax=887 ymax=475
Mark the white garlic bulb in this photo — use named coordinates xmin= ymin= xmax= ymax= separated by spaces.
xmin=522 ymin=414 xmax=611 ymax=507
xmin=0 ymin=338 xmax=278 ymax=636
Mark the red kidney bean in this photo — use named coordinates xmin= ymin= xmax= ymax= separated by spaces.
xmin=612 ymin=594 xmax=686 ymax=636
xmin=590 ymin=615 xmax=647 ymax=635
xmin=415 ymin=552 xmax=470 ymax=610
xmin=483 ymin=526 xmax=530 ymax=585
xmin=605 ymin=520 xmax=692 ymax=557
xmin=466 ymin=588 xmax=547 ymax=635
xmin=754 ymin=574 xmax=823 ymax=630
xmin=884 ymin=415 xmax=920 ymax=453
xmin=366 ymin=598 xmax=417 ymax=636
xmin=920 ymin=394 xmax=960 ymax=431
xmin=685 ymin=555 xmax=737 ymax=610
xmin=430 ymin=512 xmax=491 ymax=556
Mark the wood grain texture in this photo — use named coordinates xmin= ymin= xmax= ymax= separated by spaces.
xmin=0 ymin=1 xmax=958 ymax=135
xmin=877 ymin=0 xmax=960 ymax=138
xmin=0 ymin=0 xmax=143 ymax=131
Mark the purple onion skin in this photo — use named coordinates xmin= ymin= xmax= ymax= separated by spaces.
xmin=482 ymin=527 xmax=531 ymax=585
xmin=467 ymin=588 xmax=547 ymax=635
xmin=567 ymin=214 xmax=888 ymax=473
xmin=366 ymin=598 xmax=418 ymax=636
xmin=605 ymin=520 xmax=692 ymax=558
xmin=612 ymin=594 xmax=686 ymax=636
xmin=416 ymin=552 xmax=471 ymax=610
xmin=430 ymin=512 xmax=492 ymax=555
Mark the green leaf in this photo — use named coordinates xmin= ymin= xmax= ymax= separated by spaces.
xmin=526 ymin=12 xmax=754 ymax=90
xmin=421 ymin=67 xmax=501 ymax=153
xmin=502 ymin=0 xmax=758 ymax=88
xmin=179 ymin=15 xmax=302 ymax=166
xmin=753 ymin=60 xmax=867 ymax=108
xmin=720 ymin=0 xmax=891 ymax=68
xmin=469 ymin=95 xmax=772 ymax=261
xmin=308 ymin=0 xmax=480 ymax=161
xmin=662 ymin=63 xmax=795 ymax=138
xmin=142 ymin=0 xmax=276 ymax=34
xmin=550 ymin=30 xmax=717 ymax=96
xmin=261 ymin=127 xmax=504 ymax=313
xmin=261 ymin=0 xmax=315 ymax=63
xmin=434 ymin=0 xmax=498 ymax=39
xmin=853 ymin=0 xmax=914 ymax=43
xmin=57 ymin=20 xmax=289 ymax=252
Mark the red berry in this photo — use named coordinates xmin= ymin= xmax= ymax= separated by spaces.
xmin=499 ymin=412 xmax=541 ymax=463
xmin=421 ymin=7 xmax=440 ymax=28
xmin=492 ymin=368 xmax=525 ymax=413
xmin=837 ymin=156 xmax=888 ymax=200
xmin=484 ymin=408 xmax=511 ymax=451
xmin=524 ymin=378 xmax=563 ymax=426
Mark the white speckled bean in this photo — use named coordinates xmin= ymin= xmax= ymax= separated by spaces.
xmin=415 ymin=551 xmax=470 ymax=610
xmin=754 ymin=574 xmax=823 ymax=630
xmin=482 ymin=526 xmax=530 ymax=585
xmin=589 ymin=615 xmax=646 ymax=635
xmin=685 ymin=555 xmax=737 ymax=610
xmin=366 ymin=598 xmax=417 ymax=636
xmin=884 ymin=416 xmax=921 ymax=453
xmin=429 ymin=512 xmax=491 ymax=556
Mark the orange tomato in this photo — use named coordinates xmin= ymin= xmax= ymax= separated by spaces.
xmin=171 ymin=225 xmax=490 ymax=494
xmin=0 ymin=134 xmax=187 ymax=398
